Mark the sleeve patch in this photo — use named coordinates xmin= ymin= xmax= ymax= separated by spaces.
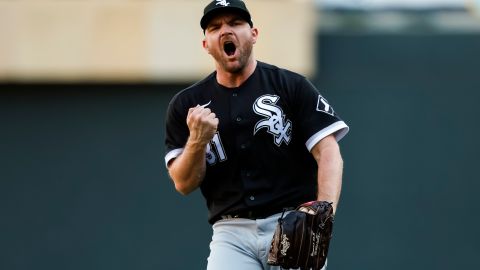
xmin=316 ymin=95 xmax=335 ymax=116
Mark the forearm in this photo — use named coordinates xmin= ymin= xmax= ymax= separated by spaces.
xmin=168 ymin=104 xmax=219 ymax=195
xmin=168 ymin=139 xmax=207 ymax=195
xmin=312 ymin=135 xmax=344 ymax=213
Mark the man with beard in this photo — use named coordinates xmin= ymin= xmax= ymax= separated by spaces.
xmin=164 ymin=1 xmax=349 ymax=269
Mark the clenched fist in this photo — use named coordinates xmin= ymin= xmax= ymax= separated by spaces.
xmin=186 ymin=104 xmax=219 ymax=146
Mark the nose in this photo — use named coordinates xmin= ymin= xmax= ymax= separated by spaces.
xmin=219 ymin=24 xmax=233 ymax=37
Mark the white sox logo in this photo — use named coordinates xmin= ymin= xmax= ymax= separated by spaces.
xmin=215 ymin=0 xmax=230 ymax=7
xmin=253 ymin=94 xmax=292 ymax=146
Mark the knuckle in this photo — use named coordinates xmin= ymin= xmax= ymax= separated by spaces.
xmin=191 ymin=114 xmax=201 ymax=122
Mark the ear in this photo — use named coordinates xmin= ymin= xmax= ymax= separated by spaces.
xmin=202 ymin=39 xmax=211 ymax=54
xmin=251 ymin=27 xmax=259 ymax=44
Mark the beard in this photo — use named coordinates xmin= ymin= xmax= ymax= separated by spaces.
xmin=211 ymin=41 xmax=253 ymax=74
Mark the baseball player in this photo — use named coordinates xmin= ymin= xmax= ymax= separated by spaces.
xmin=164 ymin=1 xmax=349 ymax=269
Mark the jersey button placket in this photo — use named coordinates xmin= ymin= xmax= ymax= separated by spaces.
xmin=235 ymin=116 xmax=242 ymax=122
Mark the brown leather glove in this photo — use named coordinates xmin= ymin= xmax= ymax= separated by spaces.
xmin=267 ymin=201 xmax=334 ymax=270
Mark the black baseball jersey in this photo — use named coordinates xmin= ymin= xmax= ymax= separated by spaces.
xmin=165 ymin=61 xmax=349 ymax=224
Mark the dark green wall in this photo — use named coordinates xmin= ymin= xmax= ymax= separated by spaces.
xmin=314 ymin=33 xmax=480 ymax=269
xmin=0 ymin=86 xmax=212 ymax=269
xmin=1 ymin=33 xmax=479 ymax=270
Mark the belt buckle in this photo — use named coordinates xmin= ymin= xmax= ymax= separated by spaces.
xmin=245 ymin=210 xmax=255 ymax=219
xmin=220 ymin=214 xmax=241 ymax=220
xmin=221 ymin=212 xmax=253 ymax=220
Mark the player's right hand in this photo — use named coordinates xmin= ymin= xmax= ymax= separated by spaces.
xmin=186 ymin=105 xmax=219 ymax=146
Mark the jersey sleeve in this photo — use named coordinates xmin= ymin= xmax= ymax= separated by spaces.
xmin=294 ymin=78 xmax=349 ymax=151
xmin=164 ymin=96 xmax=189 ymax=168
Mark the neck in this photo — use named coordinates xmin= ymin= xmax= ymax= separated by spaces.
xmin=215 ymin=59 xmax=257 ymax=88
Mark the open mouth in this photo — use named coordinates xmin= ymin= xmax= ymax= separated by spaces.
xmin=223 ymin=41 xmax=236 ymax=56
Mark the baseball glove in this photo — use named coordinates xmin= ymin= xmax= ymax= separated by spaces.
xmin=267 ymin=201 xmax=334 ymax=270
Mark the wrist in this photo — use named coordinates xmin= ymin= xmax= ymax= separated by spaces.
xmin=185 ymin=137 xmax=208 ymax=152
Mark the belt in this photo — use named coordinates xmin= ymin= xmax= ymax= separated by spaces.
xmin=216 ymin=206 xmax=295 ymax=223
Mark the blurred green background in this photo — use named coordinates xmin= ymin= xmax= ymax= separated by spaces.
xmin=2 ymin=2 xmax=480 ymax=270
